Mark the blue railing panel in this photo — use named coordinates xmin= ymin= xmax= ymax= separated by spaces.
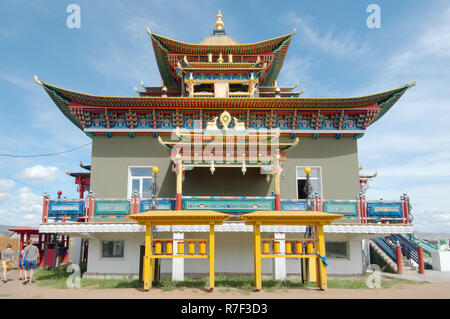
xmin=323 ymin=200 xmax=358 ymax=218
xmin=280 ymin=199 xmax=307 ymax=211
xmin=94 ymin=200 xmax=130 ymax=218
xmin=48 ymin=200 xmax=84 ymax=220
xmin=140 ymin=198 xmax=175 ymax=211
xmin=182 ymin=196 xmax=275 ymax=214
xmin=367 ymin=202 xmax=402 ymax=218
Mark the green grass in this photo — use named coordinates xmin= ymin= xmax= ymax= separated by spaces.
xmin=35 ymin=267 xmax=420 ymax=291
xmin=35 ymin=267 xmax=142 ymax=289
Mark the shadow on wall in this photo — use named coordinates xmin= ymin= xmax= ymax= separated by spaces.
xmin=159 ymin=167 xmax=272 ymax=197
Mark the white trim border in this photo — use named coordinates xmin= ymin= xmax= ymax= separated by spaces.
xmin=40 ymin=223 xmax=413 ymax=235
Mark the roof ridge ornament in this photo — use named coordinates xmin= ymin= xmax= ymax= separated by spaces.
xmin=34 ymin=74 xmax=42 ymax=85
xmin=213 ymin=10 xmax=226 ymax=36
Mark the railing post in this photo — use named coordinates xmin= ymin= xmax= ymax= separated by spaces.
xmin=85 ymin=192 xmax=91 ymax=222
xmin=130 ymin=192 xmax=135 ymax=215
xmin=136 ymin=195 xmax=141 ymax=213
xmin=395 ymin=244 xmax=403 ymax=274
xmin=90 ymin=193 xmax=96 ymax=221
xmin=402 ymin=193 xmax=410 ymax=224
xmin=356 ymin=193 xmax=362 ymax=224
xmin=417 ymin=247 xmax=425 ymax=274
xmin=42 ymin=192 xmax=49 ymax=224
xmin=314 ymin=192 xmax=322 ymax=211
xmin=362 ymin=194 xmax=367 ymax=224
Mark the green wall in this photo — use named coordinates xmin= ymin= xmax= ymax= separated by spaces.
xmin=90 ymin=135 xmax=360 ymax=200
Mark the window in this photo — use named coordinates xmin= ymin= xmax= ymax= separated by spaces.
xmin=325 ymin=242 xmax=349 ymax=259
xmin=128 ymin=167 xmax=155 ymax=198
xmin=102 ymin=241 xmax=124 ymax=258
xmin=296 ymin=166 xmax=323 ymax=199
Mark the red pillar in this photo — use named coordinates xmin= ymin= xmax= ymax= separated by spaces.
xmin=19 ymin=233 xmax=24 ymax=250
xmin=274 ymin=194 xmax=281 ymax=211
xmin=90 ymin=195 xmax=96 ymax=221
xmin=417 ymin=247 xmax=425 ymax=274
xmin=395 ymin=246 xmax=403 ymax=274
xmin=403 ymin=195 xmax=409 ymax=224
xmin=42 ymin=193 xmax=49 ymax=223
xmin=176 ymin=193 xmax=182 ymax=211
xmin=62 ymin=236 xmax=70 ymax=264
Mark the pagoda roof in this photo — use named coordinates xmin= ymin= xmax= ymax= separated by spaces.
xmin=149 ymin=30 xmax=295 ymax=86
xmin=37 ymin=77 xmax=415 ymax=131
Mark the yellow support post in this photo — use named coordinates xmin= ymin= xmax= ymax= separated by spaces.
xmin=315 ymin=225 xmax=327 ymax=290
xmin=306 ymin=241 xmax=317 ymax=283
xmin=253 ymin=223 xmax=262 ymax=291
xmin=143 ymin=224 xmax=153 ymax=290
xmin=209 ymin=224 xmax=215 ymax=292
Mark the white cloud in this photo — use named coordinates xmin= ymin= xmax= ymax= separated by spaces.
xmin=0 ymin=179 xmax=15 ymax=192
xmin=16 ymin=187 xmax=43 ymax=214
xmin=0 ymin=179 xmax=15 ymax=204
xmin=0 ymin=186 xmax=43 ymax=226
xmin=23 ymin=214 xmax=39 ymax=221
xmin=283 ymin=12 xmax=370 ymax=58
xmin=16 ymin=165 xmax=59 ymax=183
xmin=356 ymin=5 xmax=450 ymax=234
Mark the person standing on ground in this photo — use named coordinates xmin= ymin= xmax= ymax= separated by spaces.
xmin=22 ymin=240 xmax=39 ymax=285
xmin=18 ymin=244 xmax=26 ymax=281
xmin=1 ymin=244 xmax=15 ymax=283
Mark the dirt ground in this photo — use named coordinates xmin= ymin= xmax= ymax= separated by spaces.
xmin=0 ymin=270 xmax=449 ymax=299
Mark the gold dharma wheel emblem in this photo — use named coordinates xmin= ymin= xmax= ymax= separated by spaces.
xmin=220 ymin=111 xmax=231 ymax=130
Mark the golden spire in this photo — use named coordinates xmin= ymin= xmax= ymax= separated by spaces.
xmin=215 ymin=10 xmax=224 ymax=30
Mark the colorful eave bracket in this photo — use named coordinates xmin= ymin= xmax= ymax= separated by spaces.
xmin=34 ymin=75 xmax=415 ymax=139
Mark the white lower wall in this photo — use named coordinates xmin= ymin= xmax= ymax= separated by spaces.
xmin=86 ymin=233 xmax=143 ymax=275
xmin=71 ymin=237 xmax=83 ymax=265
xmin=431 ymin=251 xmax=450 ymax=271
xmin=85 ymin=232 xmax=366 ymax=277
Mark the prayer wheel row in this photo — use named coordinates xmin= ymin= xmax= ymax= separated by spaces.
xmin=262 ymin=240 xmax=315 ymax=255
xmin=153 ymin=241 xmax=208 ymax=255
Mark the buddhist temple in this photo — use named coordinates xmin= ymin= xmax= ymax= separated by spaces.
xmin=37 ymin=11 xmax=415 ymax=288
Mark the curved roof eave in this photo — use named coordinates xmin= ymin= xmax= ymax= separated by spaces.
xmin=35 ymin=76 xmax=415 ymax=132
xmin=149 ymin=30 xmax=296 ymax=86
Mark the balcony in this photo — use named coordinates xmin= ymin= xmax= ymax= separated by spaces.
xmin=41 ymin=193 xmax=411 ymax=225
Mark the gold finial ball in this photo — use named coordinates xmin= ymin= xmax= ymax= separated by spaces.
xmin=215 ymin=10 xmax=224 ymax=30
xmin=304 ymin=167 xmax=311 ymax=175
xmin=152 ymin=167 xmax=159 ymax=174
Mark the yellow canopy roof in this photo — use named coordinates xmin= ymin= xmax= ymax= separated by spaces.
xmin=128 ymin=210 xmax=230 ymax=225
xmin=238 ymin=211 xmax=343 ymax=225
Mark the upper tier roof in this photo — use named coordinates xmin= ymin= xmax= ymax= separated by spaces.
xmin=149 ymin=30 xmax=295 ymax=87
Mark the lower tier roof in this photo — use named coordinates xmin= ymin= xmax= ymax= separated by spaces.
xmin=36 ymin=76 xmax=415 ymax=136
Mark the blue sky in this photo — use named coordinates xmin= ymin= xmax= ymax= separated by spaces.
xmin=0 ymin=0 xmax=449 ymax=232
